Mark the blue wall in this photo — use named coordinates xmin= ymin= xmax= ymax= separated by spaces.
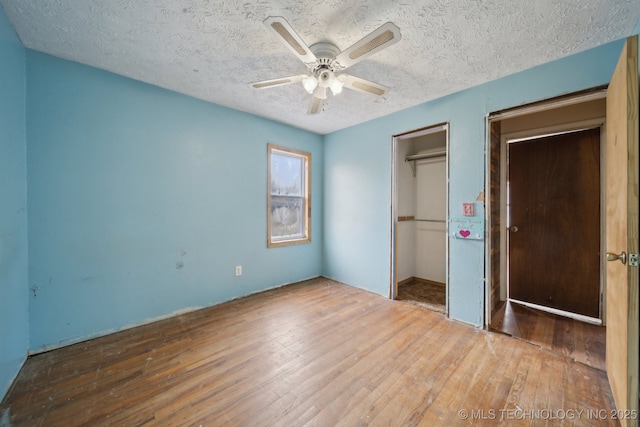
xmin=323 ymin=40 xmax=625 ymax=326
xmin=0 ymin=5 xmax=29 ymax=400
xmin=26 ymin=52 xmax=323 ymax=351
xmin=1 ymin=7 xmax=636 ymax=400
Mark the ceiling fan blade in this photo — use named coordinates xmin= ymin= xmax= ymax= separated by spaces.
xmin=250 ymin=74 xmax=306 ymax=90
xmin=264 ymin=16 xmax=317 ymax=65
xmin=340 ymin=74 xmax=389 ymax=97
xmin=334 ymin=22 xmax=401 ymax=69
xmin=308 ymin=96 xmax=325 ymax=115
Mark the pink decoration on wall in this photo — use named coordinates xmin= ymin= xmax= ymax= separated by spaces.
xmin=462 ymin=203 xmax=474 ymax=217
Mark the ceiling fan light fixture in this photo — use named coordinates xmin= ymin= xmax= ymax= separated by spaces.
xmin=303 ymin=75 xmax=318 ymax=94
xmin=252 ymin=17 xmax=401 ymax=115
xmin=330 ymin=79 xmax=343 ymax=95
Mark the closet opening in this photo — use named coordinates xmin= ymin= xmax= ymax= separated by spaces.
xmin=391 ymin=123 xmax=449 ymax=315
xmin=485 ymin=88 xmax=607 ymax=328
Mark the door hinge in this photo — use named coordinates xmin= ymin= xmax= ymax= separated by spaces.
xmin=629 ymin=253 xmax=639 ymax=267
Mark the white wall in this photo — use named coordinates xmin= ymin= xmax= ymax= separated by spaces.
xmin=415 ymin=158 xmax=447 ymax=283
xmin=396 ymin=141 xmax=416 ymax=283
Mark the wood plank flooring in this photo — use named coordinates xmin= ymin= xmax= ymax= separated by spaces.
xmin=1 ymin=278 xmax=618 ymax=426
xmin=396 ymin=279 xmax=446 ymax=314
xmin=490 ymin=300 xmax=606 ymax=371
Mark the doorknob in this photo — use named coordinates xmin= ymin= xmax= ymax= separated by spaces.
xmin=606 ymin=251 xmax=627 ymax=265
xmin=509 ymin=226 xmax=519 ymax=232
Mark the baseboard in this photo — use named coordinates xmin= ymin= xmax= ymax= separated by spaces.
xmin=397 ymin=277 xmax=414 ymax=287
xmin=509 ymin=299 xmax=603 ymax=325
xmin=398 ymin=276 xmax=445 ymax=287
xmin=29 ymin=275 xmax=323 ymax=355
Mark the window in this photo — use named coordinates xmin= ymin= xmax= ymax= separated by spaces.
xmin=267 ymin=144 xmax=311 ymax=247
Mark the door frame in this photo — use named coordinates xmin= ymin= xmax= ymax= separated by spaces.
xmin=484 ymin=88 xmax=607 ymax=327
xmin=390 ymin=123 xmax=450 ymax=313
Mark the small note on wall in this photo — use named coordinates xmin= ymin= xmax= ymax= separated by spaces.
xmin=450 ymin=216 xmax=485 ymax=240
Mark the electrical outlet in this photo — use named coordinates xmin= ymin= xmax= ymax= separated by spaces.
xmin=235 ymin=265 xmax=242 ymax=276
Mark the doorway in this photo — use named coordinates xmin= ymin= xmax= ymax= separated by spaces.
xmin=486 ymin=91 xmax=607 ymax=325
xmin=391 ymin=123 xmax=448 ymax=314
xmin=486 ymin=93 xmax=608 ymax=371
xmin=487 ymin=36 xmax=638 ymax=420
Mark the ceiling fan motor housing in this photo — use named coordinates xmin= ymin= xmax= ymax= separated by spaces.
xmin=309 ymin=42 xmax=342 ymax=72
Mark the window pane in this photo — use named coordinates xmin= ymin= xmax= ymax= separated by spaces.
xmin=270 ymin=196 xmax=304 ymax=240
xmin=267 ymin=144 xmax=311 ymax=248
xmin=271 ymin=152 xmax=303 ymax=197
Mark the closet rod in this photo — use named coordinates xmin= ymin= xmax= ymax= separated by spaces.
xmin=405 ymin=151 xmax=446 ymax=176
xmin=415 ymin=219 xmax=446 ymax=223
xmin=405 ymin=150 xmax=447 ymax=162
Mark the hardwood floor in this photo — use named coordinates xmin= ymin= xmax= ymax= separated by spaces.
xmin=490 ymin=300 xmax=606 ymax=371
xmin=396 ymin=279 xmax=446 ymax=313
xmin=1 ymin=278 xmax=617 ymax=426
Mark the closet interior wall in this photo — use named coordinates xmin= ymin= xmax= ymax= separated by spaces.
xmin=396 ymin=131 xmax=447 ymax=286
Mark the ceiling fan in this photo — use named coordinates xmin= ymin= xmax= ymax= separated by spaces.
xmin=250 ymin=16 xmax=401 ymax=114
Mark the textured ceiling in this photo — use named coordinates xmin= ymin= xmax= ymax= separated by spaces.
xmin=2 ymin=0 xmax=639 ymax=134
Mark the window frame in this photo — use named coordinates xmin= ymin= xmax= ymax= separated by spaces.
xmin=267 ymin=143 xmax=312 ymax=248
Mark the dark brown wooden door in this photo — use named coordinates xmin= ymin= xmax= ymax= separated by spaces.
xmin=507 ymin=128 xmax=600 ymax=318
